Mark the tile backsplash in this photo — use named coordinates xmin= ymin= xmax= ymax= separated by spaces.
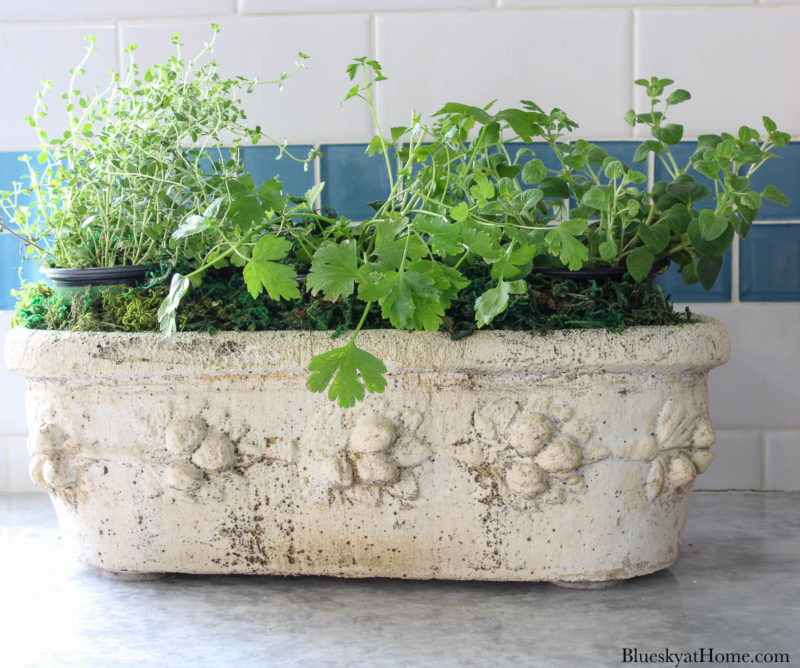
xmin=740 ymin=225 xmax=800 ymax=302
xmin=0 ymin=1 xmax=797 ymax=491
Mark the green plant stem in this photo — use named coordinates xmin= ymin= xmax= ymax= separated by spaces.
xmin=363 ymin=67 xmax=394 ymax=194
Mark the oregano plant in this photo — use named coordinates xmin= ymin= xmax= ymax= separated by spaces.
xmin=299 ymin=64 xmax=789 ymax=407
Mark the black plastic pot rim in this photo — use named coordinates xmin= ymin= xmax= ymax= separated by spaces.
xmin=42 ymin=265 xmax=151 ymax=288
xmin=531 ymin=266 xmax=627 ymax=281
xmin=532 ymin=259 xmax=670 ymax=281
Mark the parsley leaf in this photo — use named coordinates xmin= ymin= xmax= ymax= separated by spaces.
xmin=307 ymin=342 xmax=388 ymax=408
xmin=450 ymin=201 xmax=469 ymax=222
xmin=242 ymin=234 xmax=300 ymax=300
xmin=544 ymin=219 xmax=589 ymax=270
xmin=410 ymin=260 xmax=469 ymax=309
xmin=474 ymin=279 xmax=526 ymax=328
xmin=257 ymin=177 xmax=285 ymax=213
xmin=461 ymin=227 xmax=504 ymax=261
xmin=360 ymin=269 xmax=445 ymax=331
xmin=307 ymin=239 xmax=358 ymax=300
xmin=412 ymin=215 xmax=462 ymax=256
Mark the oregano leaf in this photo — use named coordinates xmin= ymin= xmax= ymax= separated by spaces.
xmin=652 ymin=123 xmax=684 ymax=145
xmin=763 ymin=185 xmax=789 ymax=206
xmin=521 ymin=158 xmax=547 ymax=185
xmin=626 ymin=247 xmax=655 ymax=282
xmin=697 ymin=255 xmax=723 ymax=291
xmin=698 ymin=210 xmax=728 ymax=241
xmin=637 ymin=223 xmax=670 ymax=254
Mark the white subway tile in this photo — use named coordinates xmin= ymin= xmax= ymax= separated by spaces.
xmin=243 ymin=0 xmax=492 ymax=12
xmin=764 ymin=431 xmax=800 ymax=491
xmin=7 ymin=436 xmax=42 ymax=493
xmin=0 ymin=1 xmax=236 ymax=21
xmin=694 ymin=430 xmax=762 ymax=491
xmin=0 ymin=312 xmax=30 ymax=435
xmin=0 ymin=25 xmax=116 ymax=151
xmin=501 ymin=0 xmax=749 ymax=5
xmin=375 ymin=10 xmax=633 ymax=138
xmin=678 ymin=304 xmax=800 ymax=430
xmin=0 ymin=437 xmax=9 ymax=492
xmin=120 ymin=16 xmax=373 ymax=144
xmin=635 ymin=7 xmax=800 ymax=137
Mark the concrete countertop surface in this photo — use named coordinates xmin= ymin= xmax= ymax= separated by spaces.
xmin=1 ymin=491 xmax=798 ymax=667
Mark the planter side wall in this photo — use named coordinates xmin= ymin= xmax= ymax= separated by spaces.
xmin=5 ymin=318 xmax=729 ymax=581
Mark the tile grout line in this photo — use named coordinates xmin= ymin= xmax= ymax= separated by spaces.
xmin=731 ymin=234 xmax=740 ymax=303
xmin=313 ymin=147 xmax=322 ymax=208
xmin=370 ymin=13 xmax=379 ymax=137
xmin=2 ymin=138 xmax=798 ymax=152
xmin=114 ymin=21 xmax=122 ymax=75
xmin=1 ymin=437 xmax=8 ymax=493
xmin=630 ymin=8 xmax=638 ymax=144
xmin=0 ymin=3 xmax=797 ymax=27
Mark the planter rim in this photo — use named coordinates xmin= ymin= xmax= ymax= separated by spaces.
xmin=5 ymin=315 xmax=730 ymax=379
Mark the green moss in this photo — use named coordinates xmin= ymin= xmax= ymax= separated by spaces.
xmin=12 ymin=265 xmax=687 ymax=338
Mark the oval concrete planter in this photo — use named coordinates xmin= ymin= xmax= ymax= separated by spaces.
xmin=4 ymin=317 xmax=729 ymax=583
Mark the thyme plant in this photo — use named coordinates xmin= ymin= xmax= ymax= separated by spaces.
xmin=0 ymin=25 xmax=315 ymax=269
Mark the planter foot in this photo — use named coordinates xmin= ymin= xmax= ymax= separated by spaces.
xmin=90 ymin=566 xmax=166 ymax=582
xmin=550 ymin=579 xmax=622 ymax=590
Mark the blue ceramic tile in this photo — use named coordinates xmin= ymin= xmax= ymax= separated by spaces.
xmin=749 ymin=142 xmax=800 ymax=220
xmin=593 ymin=141 xmax=642 ymax=170
xmin=0 ymin=234 xmax=42 ymax=310
xmin=191 ymin=147 xmax=232 ymax=177
xmin=740 ymin=224 xmax=800 ymax=301
xmin=319 ymin=144 xmax=393 ymax=221
xmin=0 ymin=151 xmax=37 ymax=232
xmin=241 ymin=145 xmax=315 ymax=199
xmin=0 ymin=151 xmax=30 ymax=191
xmin=655 ymin=249 xmax=732 ymax=303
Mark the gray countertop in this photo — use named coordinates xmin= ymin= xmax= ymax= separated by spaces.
xmin=1 ymin=492 xmax=798 ymax=667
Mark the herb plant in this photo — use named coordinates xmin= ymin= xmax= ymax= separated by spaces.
xmin=7 ymin=47 xmax=790 ymax=411
xmin=298 ymin=63 xmax=789 ymax=407
xmin=0 ymin=26 xmax=315 ymax=271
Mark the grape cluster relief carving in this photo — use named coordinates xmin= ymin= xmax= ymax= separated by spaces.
xmin=161 ymin=416 xmax=238 ymax=491
xmin=458 ymin=397 xmax=610 ymax=509
xmin=300 ymin=410 xmax=431 ymax=506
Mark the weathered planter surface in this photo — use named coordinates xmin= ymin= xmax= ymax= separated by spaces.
xmin=4 ymin=317 xmax=729 ymax=582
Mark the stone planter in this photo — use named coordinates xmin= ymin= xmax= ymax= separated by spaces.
xmin=4 ymin=317 xmax=729 ymax=583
